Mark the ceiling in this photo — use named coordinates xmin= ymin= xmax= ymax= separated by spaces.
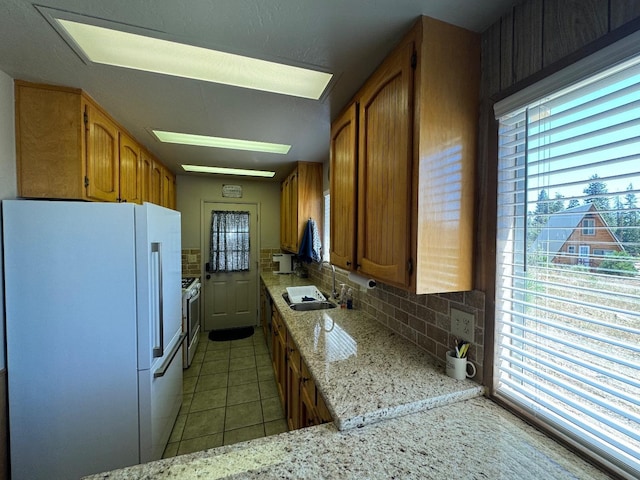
xmin=0 ymin=0 xmax=518 ymax=182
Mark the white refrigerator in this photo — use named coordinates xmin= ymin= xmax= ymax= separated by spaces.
xmin=2 ymin=200 xmax=184 ymax=480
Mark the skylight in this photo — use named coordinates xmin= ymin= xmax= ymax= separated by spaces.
xmin=54 ymin=18 xmax=332 ymax=99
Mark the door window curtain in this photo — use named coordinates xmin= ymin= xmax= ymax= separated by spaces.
xmin=208 ymin=211 xmax=250 ymax=272
xmin=495 ymin=52 xmax=640 ymax=478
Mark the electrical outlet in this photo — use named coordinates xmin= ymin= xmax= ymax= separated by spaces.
xmin=451 ymin=308 xmax=474 ymax=343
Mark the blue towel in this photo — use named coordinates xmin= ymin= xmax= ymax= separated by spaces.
xmin=297 ymin=218 xmax=322 ymax=263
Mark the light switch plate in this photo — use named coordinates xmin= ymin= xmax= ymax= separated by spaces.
xmin=451 ymin=308 xmax=474 ymax=343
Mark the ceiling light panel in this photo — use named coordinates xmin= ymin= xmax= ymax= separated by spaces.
xmin=153 ymin=130 xmax=290 ymax=154
xmin=55 ymin=19 xmax=332 ymax=99
xmin=182 ymin=165 xmax=275 ymax=178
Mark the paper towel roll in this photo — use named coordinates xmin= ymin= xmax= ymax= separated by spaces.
xmin=348 ymin=272 xmax=376 ymax=289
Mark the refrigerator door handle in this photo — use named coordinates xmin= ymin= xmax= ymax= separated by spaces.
xmin=151 ymin=242 xmax=164 ymax=358
xmin=154 ymin=332 xmax=187 ymax=378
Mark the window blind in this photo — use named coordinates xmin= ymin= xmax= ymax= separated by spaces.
xmin=495 ymin=54 xmax=640 ymax=478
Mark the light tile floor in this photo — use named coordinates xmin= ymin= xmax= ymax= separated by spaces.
xmin=163 ymin=328 xmax=288 ymax=458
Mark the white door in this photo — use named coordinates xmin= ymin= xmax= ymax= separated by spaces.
xmin=579 ymin=245 xmax=590 ymax=266
xmin=202 ymin=202 xmax=259 ymax=330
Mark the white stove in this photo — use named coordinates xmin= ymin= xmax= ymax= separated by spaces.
xmin=181 ymin=277 xmax=201 ymax=368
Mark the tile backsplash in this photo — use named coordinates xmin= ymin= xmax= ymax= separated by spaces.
xmin=306 ymin=262 xmax=485 ymax=384
xmin=260 ymin=248 xmax=283 ymax=273
xmin=181 ymin=248 xmax=201 ymax=278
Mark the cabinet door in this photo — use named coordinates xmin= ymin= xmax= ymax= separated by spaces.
xmin=281 ymin=174 xmax=297 ymax=252
xmin=118 ymin=132 xmax=141 ymax=204
xmin=280 ymin=177 xmax=289 ymax=250
xmin=150 ymin=160 xmax=163 ymax=206
xmin=161 ymin=167 xmax=175 ymax=209
xmin=85 ymin=102 xmax=119 ymax=202
xmin=300 ymin=385 xmax=319 ymax=428
xmin=357 ymin=42 xmax=414 ymax=286
xmin=15 ymin=83 xmax=86 ymax=200
xmin=330 ymin=103 xmax=358 ymax=270
xmin=286 ymin=336 xmax=301 ymax=430
xmin=271 ymin=311 xmax=287 ymax=407
xmin=140 ymin=150 xmax=153 ymax=203
xmin=289 ymin=171 xmax=299 ymax=252
xmin=316 ymin=391 xmax=333 ymax=424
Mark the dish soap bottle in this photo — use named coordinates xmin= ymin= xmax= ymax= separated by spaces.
xmin=339 ymin=284 xmax=347 ymax=308
xmin=345 ymin=288 xmax=353 ymax=309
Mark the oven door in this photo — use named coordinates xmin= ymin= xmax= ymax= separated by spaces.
xmin=184 ymin=286 xmax=201 ymax=368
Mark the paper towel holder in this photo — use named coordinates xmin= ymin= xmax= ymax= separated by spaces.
xmin=348 ymin=271 xmax=376 ymax=289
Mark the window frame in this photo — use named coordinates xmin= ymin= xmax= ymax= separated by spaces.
xmin=582 ymin=218 xmax=596 ymax=235
xmin=492 ymin=36 xmax=640 ymax=479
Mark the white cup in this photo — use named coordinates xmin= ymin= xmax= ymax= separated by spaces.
xmin=446 ymin=350 xmax=476 ymax=380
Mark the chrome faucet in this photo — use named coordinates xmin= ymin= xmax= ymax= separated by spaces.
xmin=320 ymin=261 xmax=339 ymax=300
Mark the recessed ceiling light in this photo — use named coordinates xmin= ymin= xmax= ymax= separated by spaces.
xmin=182 ymin=165 xmax=275 ymax=178
xmin=153 ymin=130 xmax=290 ymax=154
xmin=54 ymin=18 xmax=332 ymax=99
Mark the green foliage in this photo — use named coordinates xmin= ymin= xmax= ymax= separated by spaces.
xmin=598 ymin=251 xmax=638 ymax=277
xmin=528 ymin=189 xmax=566 ymax=243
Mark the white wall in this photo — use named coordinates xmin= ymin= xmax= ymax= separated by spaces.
xmin=176 ymin=174 xmax=281 ymax=250
xmin=0 ymin=69 xmax=17 ymax=370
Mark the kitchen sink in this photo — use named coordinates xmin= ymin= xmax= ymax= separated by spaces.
xmin=282 ymin=292 xmax=337 ymax=311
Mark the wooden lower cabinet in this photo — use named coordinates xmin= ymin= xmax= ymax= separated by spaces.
xmin=268 ymin=299 xmax=332 ymax=431
xmin=300 ymin=361 xmax=333 ymax=427
xmin=286 ymin=335 xmax=301 ymax=430
xmin=271 ymin=309 xmax=287 ymax=407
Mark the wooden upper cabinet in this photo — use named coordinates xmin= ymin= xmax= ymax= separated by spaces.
xmin=357 ymin=43 xmax=413 ymax=286
xmin=289 ymin=171 xmax=299 ymax=251
xmin=14 ymin=80 xmax=176 ymax=209
xmin=280 ymin=176 xmax=292 ymax=250
xmin=280 ymin=162 xmax=322 ymax=254
xmin=148 ymin=159 xmax=175 ymax=209
xmin=85 ymin=101 xmax=119 ymax=202
xmin=161 ymin=167 xmax=176 ymax=210
xmin=15 ymin=82 xmax=86 ymax=200
xmin=118 ymin=131 xmax=141 ymax=204
xmin=150 ymin=160 xmax=163 ymax=206
xmin=140 ymin=149 xmax=154 ymax=203
xmin=413 ymin=17 xmax=479 ymax=293
xmin=329 ymin=17 xmax=479 ymax=293
xmin=329 ymin=102 xmax=358 ymax=270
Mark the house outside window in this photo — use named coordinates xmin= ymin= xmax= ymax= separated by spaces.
xmin=495 ymin=47 xmax=640 ymax=477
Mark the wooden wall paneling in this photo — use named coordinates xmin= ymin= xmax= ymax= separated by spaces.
xmin=543 ymin=0 xmax=608 ymax=67
xmin=610 ymin=0 xmax=640 ymax=30
xmin=513 ymin=0 xmax=543 ymax=83
xmin=482 ymin=22 xmax=502 ymax=98
xmin=500 ymin=9 xmax=515 ymax=91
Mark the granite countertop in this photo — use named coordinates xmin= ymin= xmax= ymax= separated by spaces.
xmin=261 ymin=273 xmax=484 ymax=430
xmin=85 ymin=273 xmax=609 ymax=479
xmin=86 ymin=397 xmax=608 ymax=479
